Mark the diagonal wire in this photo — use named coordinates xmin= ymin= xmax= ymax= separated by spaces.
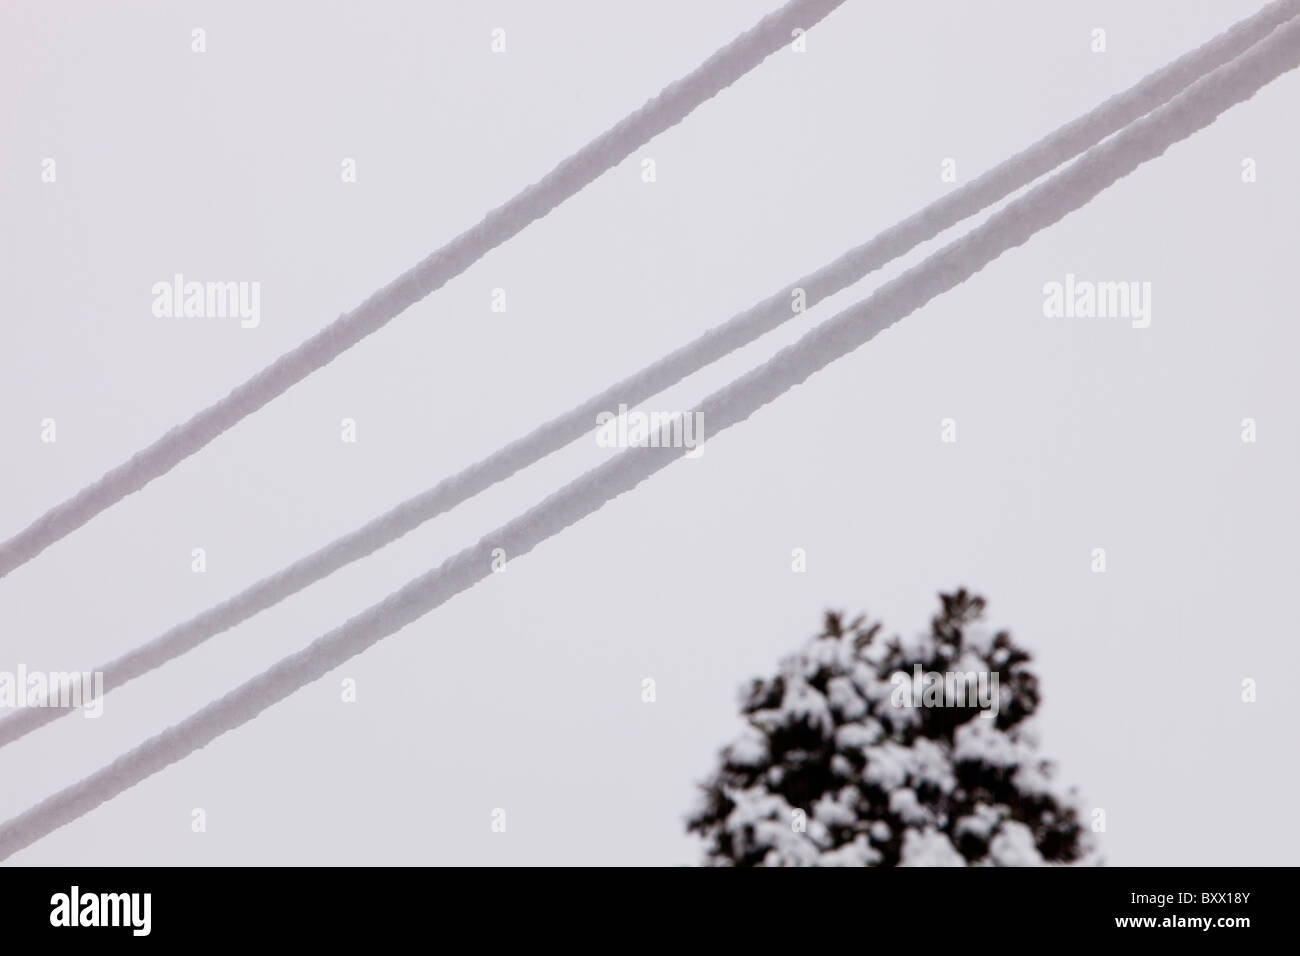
xmin=3 ymin=10 xmax=1297 ymax=862
xmin=3 ymin=0 xmax=1296 ymax=750
xmin=0 ymin=0 xmax=847 ymax=580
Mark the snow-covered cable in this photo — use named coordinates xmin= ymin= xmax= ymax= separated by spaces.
xmin=0 ymin=0 xmax=847 ymax=580
xmin=4 ymin=10 xmax=1297 ymax=861
xmin=3 ymin=0 xmax=1295 ymax=750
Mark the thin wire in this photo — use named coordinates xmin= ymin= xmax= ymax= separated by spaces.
xmin=5 ymin=10 xmax=1296 ymax=861
xmin=0 ymin=0 xmax=847 ymax=580
xmin=4 ymin=0 xmax=1295 ymax=750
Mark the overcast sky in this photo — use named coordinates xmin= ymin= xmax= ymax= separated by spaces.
xmin=1 ymin=0 xmax=1296 ymax=865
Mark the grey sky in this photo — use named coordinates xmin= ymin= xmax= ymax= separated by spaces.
xmin=1 ymin=0 xmax=1296 ymax=865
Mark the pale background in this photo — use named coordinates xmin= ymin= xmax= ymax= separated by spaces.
xmin=1 ymin=0 xmax=1296 ymax=865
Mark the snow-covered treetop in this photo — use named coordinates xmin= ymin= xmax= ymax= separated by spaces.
xmin=687 ymin=590 xmax=1095 ymax=866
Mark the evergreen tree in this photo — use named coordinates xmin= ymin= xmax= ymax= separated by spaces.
xmin=688 ymin=590 xmax=1094 ymax=866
